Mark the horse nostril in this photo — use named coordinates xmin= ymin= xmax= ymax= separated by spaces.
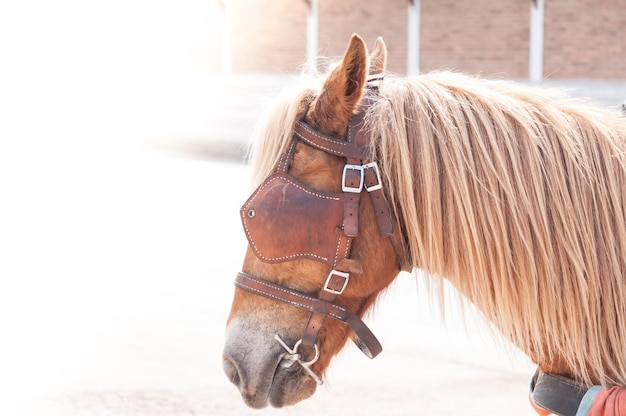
xmin=223 ymin=357 xmax=241 ymax=387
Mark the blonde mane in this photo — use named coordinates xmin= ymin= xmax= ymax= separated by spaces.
xmin=249 ymin=71 xmax=626 ymax=387
xmin=248 ymin=83 xmax=318 ymax=188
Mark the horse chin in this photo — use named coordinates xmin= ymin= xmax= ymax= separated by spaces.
xmin=268 ymin=363 xmax=318 ymax=408
xmin=224 ymin=350 xmax=317 ymax=409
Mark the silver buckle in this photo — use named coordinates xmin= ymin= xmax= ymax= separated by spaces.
xmin=324 ymin=270 xmax=350 ymax=295
xmin=342 ymin=164 xmax=364 ymax=193
xmin=363 ymin=161 xmax=383 ymax=192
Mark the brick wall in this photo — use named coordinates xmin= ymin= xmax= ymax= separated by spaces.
xmin=227 ymin=0 xmax=408 ymax=74
xmin=544 ymin=0 xmax=626 ymax=78
xmin=218 ymin=0 xmax=625 ymax=79
xmin=231 ymin=0 xmax=308 ymax=72
xmin=420 ymin=0 xmax=529 ymax=77
xmin=318 ymin=0 xmax=408 ymax=74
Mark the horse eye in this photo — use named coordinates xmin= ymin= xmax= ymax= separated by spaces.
xmin=247 ymin=209 xmax=256 ymax=219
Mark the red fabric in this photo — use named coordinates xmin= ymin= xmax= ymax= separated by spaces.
xmin=588 ymin=387 xmax=626 ymax=416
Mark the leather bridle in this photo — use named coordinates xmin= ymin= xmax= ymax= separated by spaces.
xmin=234 ymin=75 xmax=408 ymax=383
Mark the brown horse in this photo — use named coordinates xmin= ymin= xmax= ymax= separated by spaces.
xmin=223 ymin=35 xmax=626 ymax=414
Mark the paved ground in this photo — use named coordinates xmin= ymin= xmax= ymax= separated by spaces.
xmin=2 ymin=73 xmax=624 ymax=415
xmin=0 ymin=149 xmax=537 ymax=416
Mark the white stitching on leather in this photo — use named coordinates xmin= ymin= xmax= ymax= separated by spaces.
xmin=237 ymin=277 xmax=348 ymax=320
xmin=295 ymin=131 xmax=344 ymax=156
xmin=296 ymin=122 xmax=348 ymax=147
xmin=242 ymin=174 xmax=340 ymax=263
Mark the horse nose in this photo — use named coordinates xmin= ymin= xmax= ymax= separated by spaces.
xmin=223 ymin=354 xmax=270 ymax=409
xmin=223 ymin=356 xmax=241 ymax=388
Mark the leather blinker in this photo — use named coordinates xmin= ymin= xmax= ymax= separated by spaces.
xmin=241 ymin=172 xmax=345 ymax=267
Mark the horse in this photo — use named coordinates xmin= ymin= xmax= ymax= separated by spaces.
xmin=222 ymin=34 xmax=626 ymax=415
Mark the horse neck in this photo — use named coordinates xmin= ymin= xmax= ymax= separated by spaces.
xmin=372 ymin=75 xmax=626 ymax=386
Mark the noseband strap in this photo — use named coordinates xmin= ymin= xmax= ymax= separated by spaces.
xmin=235 ymin=271 xmax=382 ymax=358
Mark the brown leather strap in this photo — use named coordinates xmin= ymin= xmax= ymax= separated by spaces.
xmin=341 ymin=92 xmax=372 ymax=237
xmin=332 ymin=232 xmax=352 ymax=268
xmin=294 ymin=121 xmax=369 ymax=160
xmin=364 ymin=164 xmax=394 ymax=237
xmin=300 ymin=232 xmax=352 ymax=352
xmin=293 ymin=85 xmax=393 ymax=237
xmin=235 ymin=272 xmax=382 ymax=358
xmin=347 ymin=93 xmax=394 ymax=237
xmin=301 ymin=313 xmax=327 ymax=354
xmin=276 ymin=140 xmax=298 ymax=173
xmin=347 ymin=95 xmax=370 ymax=147
xmin=342 ymin=164 xmax=362 ymax=237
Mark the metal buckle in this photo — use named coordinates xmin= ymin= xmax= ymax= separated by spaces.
xmin=342 ymin=164 xmax=364 ymax=193
xmin=324 ymin=270 xmax=350 ymax=295
xmin=363 ymin=161 xmax=383 ymax=192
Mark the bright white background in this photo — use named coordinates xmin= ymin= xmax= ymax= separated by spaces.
xmin=0 ymin=1 xmax=580 ymax=414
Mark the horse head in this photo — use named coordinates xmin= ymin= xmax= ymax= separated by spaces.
xmin=222 ymin=35 xmax=406 ymax=408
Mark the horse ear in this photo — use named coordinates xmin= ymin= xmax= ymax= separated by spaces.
xmin=306 ymin=34 xmax=368 ymax=137
xmin=369 ymin=37 xmax=387 ymax=75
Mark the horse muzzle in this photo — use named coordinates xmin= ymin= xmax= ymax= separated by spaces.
xmin=223 ymin=317 xmax=318 ymax=408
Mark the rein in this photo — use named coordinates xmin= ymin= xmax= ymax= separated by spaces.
xmin=235 ymin=75 xmax=403 ymax=384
